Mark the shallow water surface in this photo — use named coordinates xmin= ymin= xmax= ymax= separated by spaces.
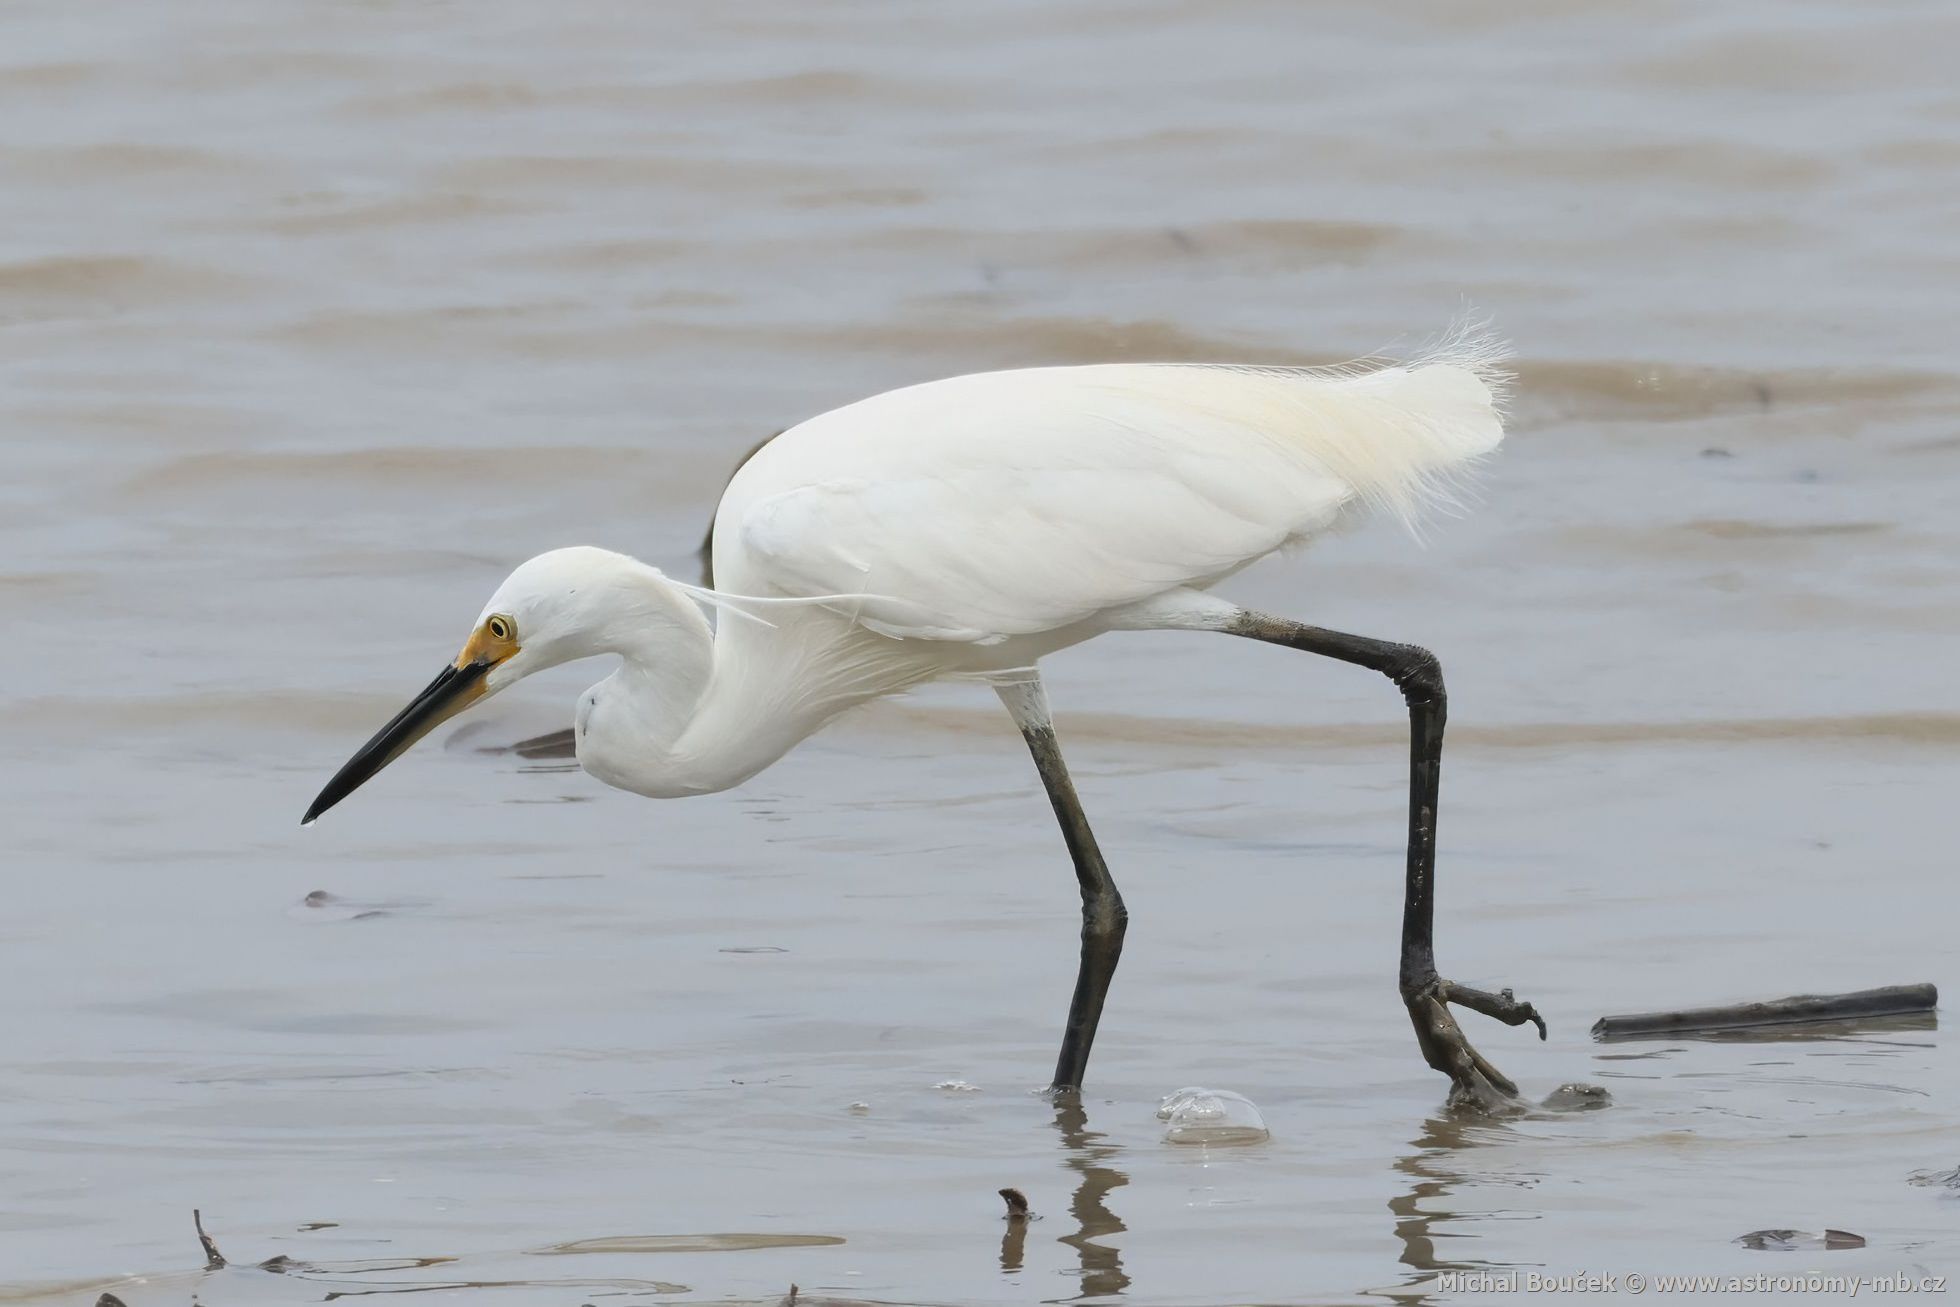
xmin=4 ymin=1 xmax=1958 ymax=1303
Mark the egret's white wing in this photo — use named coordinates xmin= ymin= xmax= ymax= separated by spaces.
xmin=737 ymin=461 xmax=1316 ymax=642
xmin=716 ymin=347 xmax=1506 ymax=643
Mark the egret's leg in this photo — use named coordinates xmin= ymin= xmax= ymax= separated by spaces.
xmin=1227 ymin=612 xmax=1544 ymax=1108
xmin=996 ymin=677 xmax=1127 ymax=1094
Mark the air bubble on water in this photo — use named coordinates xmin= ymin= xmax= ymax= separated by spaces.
xmin=1156 ymin=1087 xmax=1269 ymax=1145
xmin=933 ymin=1079 xmax=981 ymax=1093
xmin=1542 ymin=1082 xmax=1612 ymax=1112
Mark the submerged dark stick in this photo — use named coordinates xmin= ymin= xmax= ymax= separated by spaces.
xmin=510 ymin=728 xmax=577 ymax=759
xmin=998 ymin=1187 xmax=1033 ymax=1274
xmin=1592 ymin=983 xmax=1937 ymax=1040
xmin=193 ymin=1208 xmax=227 ymax=1269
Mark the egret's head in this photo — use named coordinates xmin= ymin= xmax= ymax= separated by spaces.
xmin=302 ymin=547 xmax=696 ymax=825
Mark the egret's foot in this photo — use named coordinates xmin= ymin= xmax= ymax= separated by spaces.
xmin=1439 ymin=980 xmax=1548 ymax=1041
xmin=1404 ymin=977 xmax=1545 ymax=1111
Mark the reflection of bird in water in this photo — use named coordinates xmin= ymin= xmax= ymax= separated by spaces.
xmin=304 ymin=329 xmax=1542 ymax=1102
xmin=1388 ymin=1112 xmax=1517 ymax=1291
xmin=1052 ymin=1098 xmax=1130 ymax=1299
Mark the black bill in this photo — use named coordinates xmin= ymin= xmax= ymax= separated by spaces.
xmin=302 ymin=660 xmax=490 ymax=825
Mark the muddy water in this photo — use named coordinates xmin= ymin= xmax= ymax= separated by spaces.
xmin=4 ymin=1 xmax=1958 ymax=1302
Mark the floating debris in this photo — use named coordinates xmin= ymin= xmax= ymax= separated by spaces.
xmin=95 ymin=1296 xmax=129 ymax=1307
xmin=1593 ymin=984 xmax=1936 ymax=1040
xmin=291 ymin=889 xmax=416 ymax=922
xmin=933 ymin=1079 xmax=981 ymax=1092
xmin=1735 ymin=1228 xmax=1866 ymax=1252
xmin=846 ymin=1101 xmax=871 ymax=1114
xmin=996 ymin=1187 xmax=1036 ymax=1274
xmin=1908 ymin=1164 xmax=1960 ymax=1189
xmin=1156 ymin=1087 xmax=1269 ymax=1145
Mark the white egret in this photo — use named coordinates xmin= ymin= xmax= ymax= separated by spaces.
xmin=304 ymin=325 xmax=1545 ymax=1106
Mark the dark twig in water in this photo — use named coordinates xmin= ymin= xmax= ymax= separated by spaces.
xmin=997 ymin=1187 xmax=1034 ymax=1274
xmin=193 ymin=1207 xmax=227 ymax=1269
xmin=1593 ymin=983 xmax=1937 ymax=1040
xmin=510 ymin=727 xmax=577 ymax=759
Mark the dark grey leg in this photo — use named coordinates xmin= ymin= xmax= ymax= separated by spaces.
xmin=1228 ymin=611 xmax=1544 ymax=1107
xmin=996 ymin=679 xmax=1127 ymax=1094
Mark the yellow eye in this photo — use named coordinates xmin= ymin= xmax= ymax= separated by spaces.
xmin=486 ymin=615 xmax=514 ymax=642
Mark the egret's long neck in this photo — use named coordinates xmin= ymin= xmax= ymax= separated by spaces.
xmin=576 ymin=579 xmax=929 ymax=800
xmin=559 ymin=566 xmax=717 ymax=796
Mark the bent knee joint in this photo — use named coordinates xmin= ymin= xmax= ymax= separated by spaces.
xmin=1387 ymin=646 xmax=1443 ymax=705
xmin=1400 ymin=961 xmax=1440 ymax=1000
xmin=1083 ymin=897 xmax=1128 ymax=939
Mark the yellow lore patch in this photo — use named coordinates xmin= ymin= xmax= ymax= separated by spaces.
xmin=455 ymin=614 xmax=520 ymax=669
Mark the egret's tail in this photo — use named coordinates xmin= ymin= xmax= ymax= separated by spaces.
xmin=1167 ymin=323 xmax=1501 ymax=520
xmin=1271 ymin=319 xmax=1511 ymax=531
